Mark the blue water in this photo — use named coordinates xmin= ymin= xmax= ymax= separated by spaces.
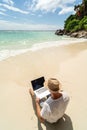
xmin=0 ymin=30 xmax=85 ymax=61
xmin=0 ymin=30 xmax=62 ymax=49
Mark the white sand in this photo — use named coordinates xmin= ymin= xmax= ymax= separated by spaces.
xmin=0 ymin=41 xmax=87 ymax=130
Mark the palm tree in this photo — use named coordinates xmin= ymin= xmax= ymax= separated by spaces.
xmin=74 ymin=5 xmax=80 ymax=12
xmin=74 ymin=5 xmax=82 ymax=18
xmin=84 ymin=0 xmax=87 ymax=14
xmin=74 ymin=0 xmax=87 ymax=18
xmin=82 ymin=0 xmax=87 ymax=15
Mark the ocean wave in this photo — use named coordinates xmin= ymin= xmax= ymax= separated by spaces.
xmin=0 ymin=38 xmax=87 ymax=61
xmin=0 ymin=49 xmax=29 ymax=61
xmin=30 ymin=38 xmax=87 ymax=51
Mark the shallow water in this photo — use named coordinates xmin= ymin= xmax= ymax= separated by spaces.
xmin=0 ymin=30 xmax=86 ymax=61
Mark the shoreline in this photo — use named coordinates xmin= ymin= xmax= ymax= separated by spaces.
xmin=0 ymin=38 xmax=87 ymax=62
xmin=0 ymin=41 xmax=87 ymax=130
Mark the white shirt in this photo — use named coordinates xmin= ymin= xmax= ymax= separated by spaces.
xmin=40 ymin=91 xmax=69 ymax=123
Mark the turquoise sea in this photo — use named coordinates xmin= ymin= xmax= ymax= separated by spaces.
xmin=0 ymin=30 xmax=86 ymax=61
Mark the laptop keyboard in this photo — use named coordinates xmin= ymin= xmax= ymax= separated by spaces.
xmin=36 ymin=87 xmax=47 ymax=94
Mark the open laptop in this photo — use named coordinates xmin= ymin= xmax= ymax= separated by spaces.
xmin=31 ymin=76 xmax=50 ymax=100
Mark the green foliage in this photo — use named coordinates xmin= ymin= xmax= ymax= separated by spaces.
xmin=64 ymin=0 xmax=87 ymax=33
xmin=64 ymin=18 xmax=80 ymax=32
xmin=71 ymin=25 xmax=80 ymax=32
xmin=64 ymin=15 xmax=76 ymax=29
xmin=79 ymin=16 xmax=87 ymax=29
xmin=84 ymin=24 xmax=87 ymax=30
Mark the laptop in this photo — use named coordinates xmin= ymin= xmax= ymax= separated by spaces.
xmin=31 ymin=76 xmax=50 ymax=100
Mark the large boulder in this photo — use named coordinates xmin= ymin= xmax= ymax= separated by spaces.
xmin=70 ymin=31 xmax=87 ymax=38
xmin=55 ymin=29 xmax=64 ymax=36
xmin=55 ymin=29 xmax=87 ymax=38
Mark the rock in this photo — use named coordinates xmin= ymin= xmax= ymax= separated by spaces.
xmin=70 ymin=31 xmax=87 ymax=38
xmin=70 ymin=32 xmax=79 ymax=37
xmin=55 ymin=29 xmax=87 ymax=38
xmin=55 ymin=29 xmax=64 ymax=36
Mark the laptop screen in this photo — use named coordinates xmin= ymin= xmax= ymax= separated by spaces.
xmin=31 ymin=76 xmax=45 ymax=90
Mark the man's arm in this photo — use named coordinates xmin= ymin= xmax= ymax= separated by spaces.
xmin=35 ymin=98 xmax=45 ymax=123
xmin=29 ymin=89 xmax=45 ymax=123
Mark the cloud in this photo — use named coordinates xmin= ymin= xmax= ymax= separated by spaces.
xmin=0 ymin=20 xmax=59 ymax=30
xmin=30 ymin=0 xmax=75 ymax=14
xmin=0 ymin=8 xmax=6 ymax=12
xmin=24 ymin=0 xmax=31 ymax=8
xmin=0 ymin=11 xmax=7 ymax=16
xmin=38 ymin=14 xmax=42 ymax=17
xmin=0 ymin=3 xmax=29 ymax=14
xmin=58 ymin=6 xmax=74 ymax=15
xmin=2 ymin=0 xmax=14 ymax=6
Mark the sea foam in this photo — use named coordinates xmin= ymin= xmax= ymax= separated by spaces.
xmin=0 ymin=38 xmax=87 ymax=61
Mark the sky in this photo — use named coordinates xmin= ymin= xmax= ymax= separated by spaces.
xmin=0 ymin=0 xmax=82 ymax=30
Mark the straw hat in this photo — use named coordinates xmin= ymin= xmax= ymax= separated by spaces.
xmin=47 ymin=78 xmax=60 ymax=92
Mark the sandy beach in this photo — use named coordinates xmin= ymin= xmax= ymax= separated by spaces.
xmin=0 ymin=41 xmax=87 ymax=130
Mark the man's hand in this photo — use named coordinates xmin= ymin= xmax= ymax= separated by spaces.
xmin=35 ymin=98 xmax=40 ymax=104
xmin=35 ymin=98 xmax=45 ymax=123
xmin=29 ymin=88 xmax=34 ymax=97
xmin=29 ymin=90 xmax=45 ymax=123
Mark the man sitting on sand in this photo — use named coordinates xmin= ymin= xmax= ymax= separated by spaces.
xmin=29 ymin=78 xmax=70 ymax=123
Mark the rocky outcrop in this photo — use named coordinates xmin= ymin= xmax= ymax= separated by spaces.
xmin=70 ymin=31 xmax=87 ymax=38
xmin=55 ymin=29 xmax=64 ymax=36
xmin=55 ymin=29 xmax=87 ymax=38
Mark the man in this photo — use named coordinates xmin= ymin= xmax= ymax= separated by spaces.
xmin=29 ymin=78 xmax=70 ymax=123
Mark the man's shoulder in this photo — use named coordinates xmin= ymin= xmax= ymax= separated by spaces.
xmin=45 ymin=97 xmax=52 ymax=103
xmin=61 ymin=91 xmax=70 ymax=102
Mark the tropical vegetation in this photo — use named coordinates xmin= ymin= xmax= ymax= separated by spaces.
xmin=64 ymin=0 xmax=87 ymax=33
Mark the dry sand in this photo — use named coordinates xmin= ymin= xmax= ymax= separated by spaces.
xmin=0 ymin=41 xmax=87 ymax=130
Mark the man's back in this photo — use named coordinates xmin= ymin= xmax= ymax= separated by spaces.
xmin=41 ymin=91 xmax=69 ymax=123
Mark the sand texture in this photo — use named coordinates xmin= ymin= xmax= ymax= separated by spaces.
xmin=0 ymin=41 xmax=87 ymax=130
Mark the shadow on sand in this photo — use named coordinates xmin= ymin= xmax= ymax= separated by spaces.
xmin=37 ymin=114 xmax=73 ymax=130
xmin=30 ymin=95 xmax=73 ymax=130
